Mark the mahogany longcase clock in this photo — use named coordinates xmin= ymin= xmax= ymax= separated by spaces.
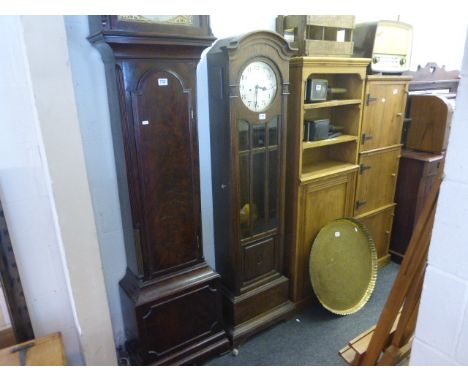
xmin=207 ymin=31 xmax=296 ymax=346
xmin=88 ymin=15 xmax=229 ymax=365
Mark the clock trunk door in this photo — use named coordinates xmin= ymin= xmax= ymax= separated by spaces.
xmin=238 ymin=116 xmax=281 ymax=287
xmin=133 ymin=70 xmax=201 ymax=276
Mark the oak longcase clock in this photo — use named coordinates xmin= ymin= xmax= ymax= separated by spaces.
xmin=88 ymin=15 xmax=229 ymax=365
xmin=207 ymin=31 xmax=296 ymax=346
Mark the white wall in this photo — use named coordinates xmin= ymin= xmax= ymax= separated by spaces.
xmin=410 ymin=30 xmax=468 ymax=366
xmin=0 ymin=15 xmax=118 ymax=365
xmin=0 ymin=16 xmax=83 ymax=364
xmin=20 ymin=15 xmax=117 ymax=366
xmin=64 ymin=16 xmax=128 ymax=348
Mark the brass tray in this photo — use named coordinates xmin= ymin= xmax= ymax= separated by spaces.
xmin=309 ymin=218 xmax=377 ymax=315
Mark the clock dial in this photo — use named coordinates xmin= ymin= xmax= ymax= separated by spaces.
xmin=239 ymin=61 xmax=277 ymax=112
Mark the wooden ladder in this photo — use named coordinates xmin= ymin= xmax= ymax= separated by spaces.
xmin=340 ymin=176 xmax=442 ymax=366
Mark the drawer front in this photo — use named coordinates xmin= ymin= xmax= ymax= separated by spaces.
xmin=242 ymin=236 xmax=277 ymax=285
xmin=355 ymin=148 xmax=400 ymax=215
xmin=356 ymin=205 xmax=395 ymax=260
xmin=361 ymin=82 xmax=407 ymax=152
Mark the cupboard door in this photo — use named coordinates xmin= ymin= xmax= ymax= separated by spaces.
xmin=355 ymin=148 xmax=400 ymax=215
xmin=293 ymin=170 xmax=356 ymax=302
xmin=361 ymin=82 xmax=407 ymax=151
xmin=356 ymin=205 xmax=395 ymax=262
xmin=133 ymin=70 xmax=200 ymax=275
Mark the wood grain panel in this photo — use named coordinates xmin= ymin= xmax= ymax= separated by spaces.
xmin=138 ymin=284 xmax=219 ymax=358
xmin=406 ymin=94 xmax=453 ymax=154
xmin=133 ymin=70 xmax=199 ymax=273
xmin=361 ymin=79 xmax=408 ymax=152
xmin=292 ymin=170 xmax=357 ymax=302
xmin=0 ymin=332 xmax=66 ymax=366
xmin=355 ymin=147 xmax=401 ymax=215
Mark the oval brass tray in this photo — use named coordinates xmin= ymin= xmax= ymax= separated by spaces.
xmin=309 ymin=218 xmax=377 ymax=315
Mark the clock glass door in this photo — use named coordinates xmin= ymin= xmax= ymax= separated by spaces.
xmin=238 ymin=116 xmax=280 ymax=239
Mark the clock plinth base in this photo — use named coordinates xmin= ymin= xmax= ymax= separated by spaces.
xmin=221 ymin=276 xmax=295 ymax=347
xmin=120 ymin=263 xmax=230 ymax=365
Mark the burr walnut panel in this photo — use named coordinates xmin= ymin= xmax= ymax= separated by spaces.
xmin=133 ymin=71 xmax=199 ymax=274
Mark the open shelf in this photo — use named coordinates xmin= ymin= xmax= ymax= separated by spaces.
xmin=304 ymin=99 xmax=362 ymax=110
xmin=302 ymin=134 xmax=358 ymax=150
xmin=301 ymin=160 xmax=359 ymax=182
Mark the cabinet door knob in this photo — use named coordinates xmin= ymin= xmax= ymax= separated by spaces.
xmin=221 ymin=184 xmax=227 ymax=189
xmin=396 ymin=113 xmax=403 ymax=117
xmin=391 ymin=173 xmax=397 ymax=177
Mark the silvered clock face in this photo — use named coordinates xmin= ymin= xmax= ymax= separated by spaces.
xmin=239 ymin=61 xmax=277 ymax=112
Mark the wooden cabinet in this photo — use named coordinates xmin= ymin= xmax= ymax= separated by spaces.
xmin=360 ymin=77 xmax=409 ymax=151
xmin=207 ymin=31 xmax=296 ymax=346
xmin=290 ymin=170 xmax=357 ymax=304
xmin=285 ymin=57 xmax=370 ymax=307
xmin=89 ymin=16 xmax=229 ymax=365
xmin=354 ymin=76 xmax=411 ymax=265
xmin=390 ymin=150 xmax=445 ymax=261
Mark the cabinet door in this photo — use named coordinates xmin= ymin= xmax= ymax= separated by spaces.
xmin=292 ymin=170 xmax=356 ymax=302
xmin=132 ymin=70 xmax=201 ymax=275
xmin=238 ymin=117 xmax=281 ymax=239
xmin=355 ymin=148 xmax=400 ymax=215
xmin=361 ymin=81 xmax=407 ymax=151
xmin=238 ymin=117 xmax=282 ymax=289
xmin=356 ymin=205 xmax=395 ymax=263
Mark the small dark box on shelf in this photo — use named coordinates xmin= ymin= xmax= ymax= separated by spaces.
xmin=304 ymin=119 xmax=331 ymax=141
xmin=305 ymin=79 xmax=329 ymax=102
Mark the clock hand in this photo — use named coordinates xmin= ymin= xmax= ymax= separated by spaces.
xmin=254 ymin=85 xmax=259 ymax=109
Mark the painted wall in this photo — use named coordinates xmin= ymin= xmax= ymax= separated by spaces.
xmin=0 ymin=15 xmax=118 ymax=365
xmin=0 ymin=16 xmax=83 ymax=364
xmin=64 ymin=14 xmax=467 ymax=351
xmin=64 ymin=16 xmax=128 ymax=350
xmin=410 ymin=30 xmax=468 ymax=366
xmin=21 ymin=15 xmax=117 ymax=366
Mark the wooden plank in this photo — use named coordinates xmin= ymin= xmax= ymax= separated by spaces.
xmin=359 ymin=177 xmax=441 ymax=365
xmin=304 ymin=99 xmax=361 ymax=110
xmin=306 ymin=15 xmax=355 ymax=29
xmin=0 ymin=332 xmax=66 ymax=366
xmin=301 ymin=161 xmax=358 ymax=182
xmin=302 ymin=134 xmax=358 ymax=149
xmin=0 ymin=327 xmax=16 ymax=349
